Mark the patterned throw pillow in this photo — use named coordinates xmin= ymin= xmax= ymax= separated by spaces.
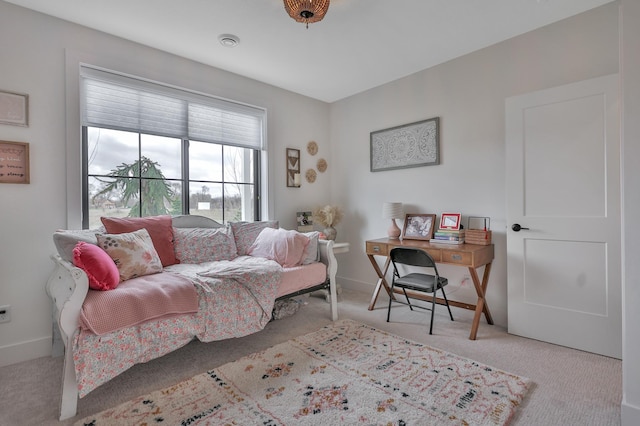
xmin=173 ymin=227 xmax=238 ymax=263
xmin=230 ymin=221 xmax=279 ymax=256
xmin=100 ymin=215 xmax=178 ymax=267
xmin=96 ymin=228 xmax=163 ymax=281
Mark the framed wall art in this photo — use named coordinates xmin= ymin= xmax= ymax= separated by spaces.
xmin=402 ymin=213 xmax=436 ymax=240
xmin=370 ymin=117 xmax=439 ymax=172
xmin=0 ymin=141 xmax=30 ymax=184
xmin=0 ymin=90 xmax=29 ymax=127
xmin=286 ymin=148 xmax=300 ymax=187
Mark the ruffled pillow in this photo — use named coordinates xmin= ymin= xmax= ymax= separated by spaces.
xmin=73 ymin=241 xmax=120 ymax=291
xmin=96 ymin=228 xmax=163 ymax=281
xmin=247 ymin=227 xmax=309 ymax=268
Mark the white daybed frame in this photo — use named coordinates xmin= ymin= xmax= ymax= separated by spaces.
xmin=46 ymin=216 xmax=339 ymax=420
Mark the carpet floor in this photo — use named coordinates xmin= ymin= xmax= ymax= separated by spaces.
xmin=76 ymin=319 xmax=530 ymax=425
xmin=0 ymin=286 xmax=622 ymax=425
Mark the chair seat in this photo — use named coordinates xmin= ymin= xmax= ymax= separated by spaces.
xmin=394 ymin=273 xmax=448 ymax=293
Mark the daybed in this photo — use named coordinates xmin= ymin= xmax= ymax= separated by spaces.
xmin=46 ymin=215 xmax=339 ymax=421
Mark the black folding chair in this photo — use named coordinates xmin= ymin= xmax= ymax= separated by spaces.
xmin=387 ymin=247 xmax=454 ymax=334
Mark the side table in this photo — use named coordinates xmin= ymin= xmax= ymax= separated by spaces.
xmin=316 ymin=241 xmax=349 ymax=302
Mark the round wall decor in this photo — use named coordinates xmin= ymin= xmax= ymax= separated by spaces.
xmin=317 ymin=158 xmax=327 ymax=173
xmin=305 ymin=168 xmax=317 ymax=183
xmin=307 ymin=141 xmax=318 ymax=156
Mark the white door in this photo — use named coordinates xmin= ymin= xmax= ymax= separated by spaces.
xmin=505 ymin=74 xmax=621 ymax=359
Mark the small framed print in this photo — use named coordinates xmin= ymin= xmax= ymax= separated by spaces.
xmin=439 ymin=213 xmax=461 ymax=230
xmin=402 ymin=213 xmax=436 ymax=240
xmin=286 ymin=148 xmax=300 ymax=187
xmin=0 ymin=90 xmax=29 ymax=127
xmin=0 ymin=141 xmax=30 ymax=184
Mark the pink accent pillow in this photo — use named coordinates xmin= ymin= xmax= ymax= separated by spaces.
xmin=73 ymin=241 xmax=120 ymax=291
xmin=248 ymin=227 xmax=310 ymax=268
xmin=101 ymin=215 xmax=178 ymax=267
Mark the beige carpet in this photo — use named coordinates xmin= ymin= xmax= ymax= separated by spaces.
xmin=76 ymin=319 xmax=530 ymax=425
xmin=0 ymin=286 xmax=622 ymax=425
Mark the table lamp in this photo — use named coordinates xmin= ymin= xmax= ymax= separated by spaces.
xmin=382 ymin=202 xmax=404 ymax=239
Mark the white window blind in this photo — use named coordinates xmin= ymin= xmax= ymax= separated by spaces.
xmin=80 ymin=66 xmax=265 ymax=150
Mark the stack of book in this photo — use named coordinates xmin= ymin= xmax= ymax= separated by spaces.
xmin=430 ymin=229 xmax=465 ymax=245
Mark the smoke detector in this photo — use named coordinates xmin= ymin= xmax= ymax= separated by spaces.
xmin=218 ymin=34 xmax=240 ymax=48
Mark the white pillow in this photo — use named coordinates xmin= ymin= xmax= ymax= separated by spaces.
xmin=301 ymin=231 xmax=321 ymax=265
xmin=53 ymin=228 xmax=104 ymax=262
xmin=247 ymin=228 xmax=309 ymax=268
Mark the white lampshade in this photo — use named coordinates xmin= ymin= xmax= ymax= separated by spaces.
xmin=382 ymin=202 xmax=404 ymax=219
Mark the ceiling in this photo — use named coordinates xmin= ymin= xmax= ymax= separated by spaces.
xmin=5 ymin=0 xmax=615 ymax=103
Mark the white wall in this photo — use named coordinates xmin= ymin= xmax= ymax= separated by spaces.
xmin=621 ymin=0 xmax=640 ymax=423
xmin=329 ymin=3 xmax=620 ymax=328
xmin=0 ymin=1 xmax=331 ymax=365
xmin=0 ymin=0 xmax=630 ymax=379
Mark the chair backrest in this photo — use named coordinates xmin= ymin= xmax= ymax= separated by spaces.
xmin=390 ymin=247 xmax=438 ymax=270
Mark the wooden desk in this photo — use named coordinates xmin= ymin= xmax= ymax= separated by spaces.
xmin=366 ymin=237 xmax=494 ymax=340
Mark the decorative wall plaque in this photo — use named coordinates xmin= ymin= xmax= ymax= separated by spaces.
xmin=370 ymin=117 xmax=440 ymax=172
xmin=0 ymin=90 xmax=29 ymax=127
xmin=305 ymin=168 xmax=317 ymax=183
xmin=0 ymin=141 xmax=30 ymax=184
xmin=317 ymin=158 xmax=327 ymax=173
xmin=307 ymin=141 xmax=318 ymax=156
xmin=286 ymin=148 xmax=300 ymax=187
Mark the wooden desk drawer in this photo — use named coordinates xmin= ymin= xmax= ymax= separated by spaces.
xmin=366 ymin=242 xmax=388 ymax=256
xmin=441 ymin=250 xmax=471 ymax=265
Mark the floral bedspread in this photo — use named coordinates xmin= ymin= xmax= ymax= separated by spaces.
xmin=72 ymin=256 xmax=282 ymax=398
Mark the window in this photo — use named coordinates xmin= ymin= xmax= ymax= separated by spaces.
xmin=80 ymin=66 xmax=266 ymax=228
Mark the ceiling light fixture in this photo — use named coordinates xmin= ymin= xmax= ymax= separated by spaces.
xmin=218 ymin=34 xmax=240 ymax=48
xmin=283 ymin=0 xmax=330 ymax=28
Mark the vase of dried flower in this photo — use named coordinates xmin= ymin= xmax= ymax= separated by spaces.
xmin=323 ymin=226 xmax=337 ymax=241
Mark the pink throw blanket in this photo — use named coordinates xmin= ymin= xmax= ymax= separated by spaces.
xmin=79 ymin=272 xmax=199 ymax=335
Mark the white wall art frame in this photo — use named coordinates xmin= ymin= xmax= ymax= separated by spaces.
xmin=370 ymin=117 xmax=439 ymax=172
xmin=0 ymin=90 xmax=29 ymax=127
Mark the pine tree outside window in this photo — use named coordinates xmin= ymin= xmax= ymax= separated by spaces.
xmin=80 ymin=66 xmax=266 ymax=229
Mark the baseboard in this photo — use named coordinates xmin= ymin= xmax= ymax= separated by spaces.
xmin=338 ymin=276 xmax=375 ymax=295
xmin=0 ymin=336 xmax=52 ymax=367
xmin=622 ymin=400 xmax=640 ymax=426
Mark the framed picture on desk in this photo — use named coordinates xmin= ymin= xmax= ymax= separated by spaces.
xmin=402 ymin=213 xmax=436 ymax=240
xmin=439 ymin=213 xmax=461 ymax=230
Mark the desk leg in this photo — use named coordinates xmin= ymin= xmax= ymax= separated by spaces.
xmin=468 ymin=262 xmax=494 ymax=340
xmin=367 ymin=255 xmax=393 ymax=310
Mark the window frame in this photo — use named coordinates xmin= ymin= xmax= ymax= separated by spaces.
xmin=78 ymin=65 xmax=267 ymax=228
xmin=82 ymin=126 xmax=262 ymax=228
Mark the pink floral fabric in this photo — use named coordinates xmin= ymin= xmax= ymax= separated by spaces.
xmin=173 ymin=227 xmax=237 ymax=263
xmin=73 ymin=256 xmax=282 ymax=397
xmin=230 ymin=221 xmax=278 ymax=256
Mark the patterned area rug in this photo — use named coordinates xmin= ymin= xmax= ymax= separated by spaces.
xmin=77 ymin=319 xmax=531 ymax=425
